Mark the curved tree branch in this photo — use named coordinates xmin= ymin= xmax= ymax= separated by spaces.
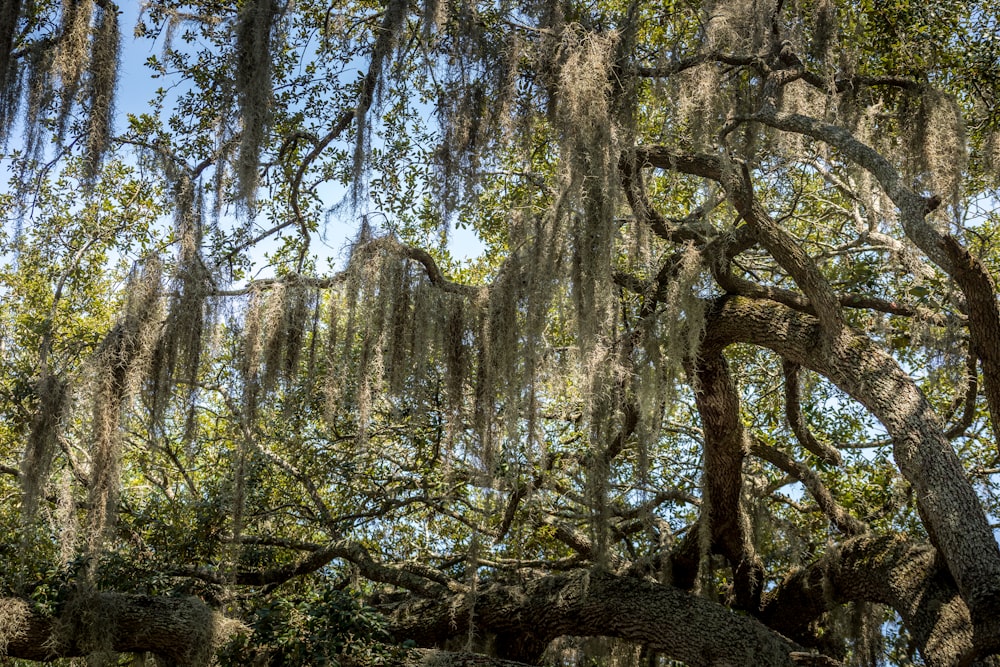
xmin=782 ymin=360 xmax=842 ymax=465
xmin=761 ymin=535 xmax=976 ymax=666
xmin=750 ymin=438 xmax=865 ymax=535
xmin=703 ymin=296 xmax=1000 ymax=652
xmin=692 ymin=350 xmax=764 ymax=611
xmin=718 ymin=156 xmax=845 ymax=334
xmin=753 ymin=84 xmax=1000 ymax=454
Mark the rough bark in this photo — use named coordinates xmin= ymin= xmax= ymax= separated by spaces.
xmin=693 ymin=350 xmax=764 ymax=611
xmin=339 ymin=648 xmax=540 ymax=667
xmin=704 ymin=296 xmax=1000 ymax=653
xmin=0 ymin=592 xmax=236 ymax=664
xmin=0 ymin=541 xmax=977 ymax=667
xmin=385 ymin=568 xmax=822 ymax=667
xmin=756 ymin=96 xmax=1000 ymax=458
xmin=940 ymin=235 xmax=1000 ymax=451
xmin=0 ymin=596 xmax=539 ymax=667
xmin=626 ymin=135 xmax=1000 ymax=658
xmin=761 ymin=535 xmax=977 ymax=666
xmin=719 ymin=158 xmax=846 ymax=334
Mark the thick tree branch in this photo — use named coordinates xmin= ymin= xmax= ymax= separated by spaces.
xmin=719 ymin=158 xmax=845 ymax=334
xmin=753 ymin=93 xmax=1000 ymax=453
xmin=704 ymin=296 xmax=1000 ymax=651
xmin=628 ymin=147 xmax=928 ymax=331
xmin=384 ymin=569 xmax=835 ymax=666
xmin=634 ymin=146 xmax=721 ymax=181
xmin=692 ymin=350 xmax=764 ymax=611
xmin=0 ymin=593 xmax=241 ymax=663
xmin=761 ymin=535 xmax=976 ymax=666
xmin=342 ymin=649 xmax=540 ymax=667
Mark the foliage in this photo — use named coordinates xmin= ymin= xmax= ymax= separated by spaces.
xmin=218 ymin=583 xmax=399 ymax=666
xmin=0 ymin=0 xmax=999 ymax=666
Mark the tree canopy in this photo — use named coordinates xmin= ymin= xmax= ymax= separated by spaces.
xmin=1 ymin=0 xmax=1000 ymax=665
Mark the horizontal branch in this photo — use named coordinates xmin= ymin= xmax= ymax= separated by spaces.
xmin=180 ymin=538 xmax=459 ymax=597
xmin=385 ymin=569 xmax=835 ymax=666
xmin=210 ymin=238 xmax=477 ymax=298
xmin=0 ymin=593 xmax=242 ymax=663
xmin=342 ymin=648 xmax=539 ymax=667
xmin=632 ymin=52 xmax=755 ymax=77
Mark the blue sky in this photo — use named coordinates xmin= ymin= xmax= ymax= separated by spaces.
xmin=3 ymin=3 xmax=484 ymax=280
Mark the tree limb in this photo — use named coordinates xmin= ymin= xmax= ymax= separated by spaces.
xmin=782 ymin=360 xmax=842 ymax=465
xmin=753 ymin=85 xmax=1000 ymax=456
xmin=384 ymin=569 xmax=833 ymax=667
xmin=0 ymin=593 xmax=242 ymax=664
xmin=692 ymin=350 xmax=764 ymax=611
xmin=704 ymin=296 xmax=1000 ymax=651
xmin=760 ymin=535 xmax=976 ymax=666
xmin=750 ymin=439 xmax=865 ymax=535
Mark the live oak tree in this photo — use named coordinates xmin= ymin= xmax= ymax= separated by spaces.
xmin=1 ymin=0 xmax=1000 ymax=665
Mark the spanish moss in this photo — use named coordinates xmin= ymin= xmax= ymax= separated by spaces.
xmin=0 ymin=0 xmax=23 ymax=142
xmin=234 ymin=0 xmax=281 ymax=209
xmin=82 ymin=1 xmax=118 ymax=180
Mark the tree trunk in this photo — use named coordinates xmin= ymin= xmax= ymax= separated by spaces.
xmin=693 ymin=350 xmax=764 ymax=611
